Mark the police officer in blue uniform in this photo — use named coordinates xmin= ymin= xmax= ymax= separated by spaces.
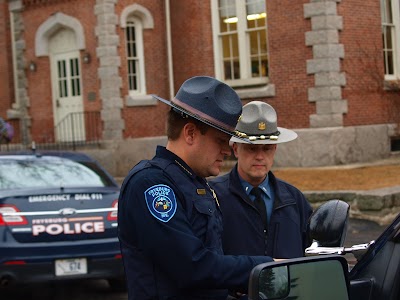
xmin=210 ymin=101 xmax=313 ymax=259
xmin=118 ymin=77 xmax=275 ymax=300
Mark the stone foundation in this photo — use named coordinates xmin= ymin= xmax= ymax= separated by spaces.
xmin=305 ymin=186 xmax=400 ymax=226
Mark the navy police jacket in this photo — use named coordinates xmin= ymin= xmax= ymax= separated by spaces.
xmin=209 ymin=165 xmax=313 ymax=258
xmin=118 ymin=146 xmax=272 ymax=300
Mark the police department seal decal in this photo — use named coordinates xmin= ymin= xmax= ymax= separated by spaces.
xmin=145 ymin=184 xmax=177 ymax=222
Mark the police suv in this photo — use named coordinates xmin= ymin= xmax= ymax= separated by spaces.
xmin=0 ymin=150 xmax=124 ymax=290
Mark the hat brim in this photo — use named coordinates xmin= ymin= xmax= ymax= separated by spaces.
xmin=152 ymin=94 xmax=252 ymax=143
xmin=229 ymin=127 xmax=297 ymax=145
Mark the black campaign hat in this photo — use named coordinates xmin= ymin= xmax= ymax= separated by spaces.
xmin=152 ymin=76 xmax=246 ymax=138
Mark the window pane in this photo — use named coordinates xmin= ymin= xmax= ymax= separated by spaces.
xmin=58 ymin=81 xmax=65 ymax=98
xmin=216 ymin=0 xmax=268 ymax=81
xmin=221 ymin=34 xmax=239 ymax=58
xmin=0 ymin=157 xmax=109 ymax=189
xmin=127 ymin=24 xmax=134 ymax=57
xmin=69 ymin=58 xmax=81 ymax=96
xmin=219 ymin=0 xmax=240 ymax=80
xmin=57 ymin=60 xmax=68 ymax=98
xmin=220 ymin=16 xmax=238 ymax=32
xmin=386 ymin=25 xmax=393 ymax=48
xmin=248 ymin=16 xmax=267 ymax=30
xmin=126 ymin=21 xmax=139 ymax=92
xmin=251 ymin=55 xmax=268 ymax=77
xmin=247 ymin=0 xmax=265 ymax=14
xmin=221 ymin=33 xmax=240 ymax=80
xmin=128 ymin=60 xmax=138 ymax=90
xmin=381 ymin=0 xmax=396 ymax=76
xmin=219 ymin=0 xmax=237 ymax=32
xmin=246 ymin=0 xmax=268 ymax=78
xmin=387 ymin=50 xmax=394 ymax=74
xmin=381 ymin=0 xmax=393 ymax=23
xmin=248 ymin=29 xmax=268 ymax=77
xmin=224 ymin=60 xmax=240 ymax=80
xmin=246 ymin=0 xmax=267 ymax=28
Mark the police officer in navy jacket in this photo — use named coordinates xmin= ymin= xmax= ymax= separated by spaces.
xmin=210 ymin=101 xmax=313 ymax=259
xmin=118 ymin=77 xmax=275 ymax=300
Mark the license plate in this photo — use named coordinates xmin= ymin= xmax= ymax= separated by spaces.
xmin=55 ymin=258 xmax=87 ymax=276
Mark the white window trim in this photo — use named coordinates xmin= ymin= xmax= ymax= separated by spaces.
xmin=126 ymin=17 xmax=147 ymax=96
xmin=210 ymin=0 xmax=272 ymax=94
xmin=120 ymin=4 xmax=154 ymax=29
xmin=35 ymin=12 xmax=85 ymax=57
xmin=383 ymin=0 xmax=400 ymax=81
xmin=120 ymin=4 xmax=156 ymax=106
xmin=392 ymin=0 xmax=400 ymax=80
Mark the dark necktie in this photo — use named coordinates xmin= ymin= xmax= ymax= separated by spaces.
xmin=251 ymin=186 xmax=268 ymax=234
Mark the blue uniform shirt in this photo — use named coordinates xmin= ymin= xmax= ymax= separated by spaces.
xmin=118 ymin=146 xmax=273 ymax=300
xmin=239 ymin=175 xmax=275 ymax=224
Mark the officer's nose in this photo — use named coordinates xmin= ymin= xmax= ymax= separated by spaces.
xmin=254 ymin=148 xmax=266 ymax=159
xmin=221 ymin=143 xmax=231 ymax=156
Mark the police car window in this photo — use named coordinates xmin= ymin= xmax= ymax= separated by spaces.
xmin=0 ymin=157 xmax=109 ymax=189
xmin=79 ymin=161 xmax=116 ymax=187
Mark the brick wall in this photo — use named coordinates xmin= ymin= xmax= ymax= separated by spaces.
xmin=170 ymin=0 xmax=215 ymax=89
xmin=1 ymin=0 xmax=399 ymax=146
xmin=262 ymin=0 xmax=315 ymax=129
xmin=117 ymin=0 xmax=170 ymax=139
xmin=339 ymin=0 xmax=395 ymax=127
xmin=22 ymin=0 xmax=102 ymax=142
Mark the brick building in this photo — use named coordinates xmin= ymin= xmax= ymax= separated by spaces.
xmin=0 ymin=0 xmax=399 ymax=176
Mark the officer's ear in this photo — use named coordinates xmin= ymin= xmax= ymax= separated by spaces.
xmin=232 ymin=142 xmax=239 ymax=158
xmin=183 ymin=122 xmax=196 ymax=145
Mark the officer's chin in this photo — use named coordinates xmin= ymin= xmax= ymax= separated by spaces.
xmin=208 ymin=167 xmax=221 ymax=178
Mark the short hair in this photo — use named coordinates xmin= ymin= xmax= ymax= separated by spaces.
xmin=167 ymin=109 xmax=209 ymax=140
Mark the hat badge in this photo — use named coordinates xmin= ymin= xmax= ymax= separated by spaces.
xmin=258 ymin=122 xmax=266 ymax=131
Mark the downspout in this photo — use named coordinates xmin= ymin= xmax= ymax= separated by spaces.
xmin=10 ymin=11 xmax=20 ymax=115
xmin=165 ymin=0 xmax=174 ymax=99
xmin=10 ymin=11 xmax=19 ymax=112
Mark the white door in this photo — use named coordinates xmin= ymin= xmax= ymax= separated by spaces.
xmin=52 ymin=51 xmax=85 ymax=142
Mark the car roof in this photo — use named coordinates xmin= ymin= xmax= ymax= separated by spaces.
xmin=0 ymin=149 xmax=119 ymax=187
xmin=0 ymin=150 xmax=97 ymax=163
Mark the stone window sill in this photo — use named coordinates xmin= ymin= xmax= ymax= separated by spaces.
xmin=234 ymin=83 xmax=276 ymax=99
xmin=384 ymin=80 xmax=400 ymax=92
xmin=126 ymin=94 xmax=157 ymax=107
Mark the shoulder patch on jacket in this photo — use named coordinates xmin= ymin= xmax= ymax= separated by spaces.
xmin=144 ymin=184 xmax=177 ymax=222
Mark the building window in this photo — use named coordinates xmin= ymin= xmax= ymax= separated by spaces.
xmin=212 ymin=0 xmax=268 ymax=87
xmin=125 ymin=17 xmax=146 ymax=95
xmin=120 ymin=4 xmax=155 ymax=105
xmin=381 ymin=0 xmax=400 ymax=80
xmin=70 ymin=58 xmax=81 ymax=96
xmin=57 ymin=57 xmax=81 ymax=98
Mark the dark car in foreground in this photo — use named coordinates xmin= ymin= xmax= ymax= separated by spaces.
xmin=0 ymin=150 xmax=124 ymax=290
xmin=248 ymin=200 xmax=400 ymax=300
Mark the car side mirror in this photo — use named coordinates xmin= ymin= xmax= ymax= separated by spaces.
xmin=248 ymin=255 xmax=350 ymax=300
xmin=309 ymin=199 xmax=350 ymax=247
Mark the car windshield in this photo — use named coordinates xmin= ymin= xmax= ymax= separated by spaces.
xmin=0 ymin=156 xmax=111 ymax=189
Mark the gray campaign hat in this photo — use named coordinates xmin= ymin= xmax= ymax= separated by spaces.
xmin=230 ymin=101 xmax=297 ymax=145
xmin=152 ymin=76 xmax=250 ymax=140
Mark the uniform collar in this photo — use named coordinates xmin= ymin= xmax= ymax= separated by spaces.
xmin=238 ymin=173 xmax=272 ymax=199
xmin=156 ymin=145 xmax=197 ymax=180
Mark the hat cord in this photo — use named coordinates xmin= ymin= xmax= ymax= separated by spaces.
xmin=235 ymin=130 xmax=281 ymax=141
